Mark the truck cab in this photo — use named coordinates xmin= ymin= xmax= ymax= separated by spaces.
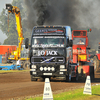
xmin=72 ymin=30 xmax=94 ymax=80
xmin=72 ymin=30 xmax=89 ymax=63
xmin=25 ymin=26 xmax=74 ymax=81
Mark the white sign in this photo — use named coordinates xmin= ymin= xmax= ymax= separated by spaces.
xmin=43 ymin=78 xmax=53 ymax=100
xmin=73 ymin=49 xmax=85 ymax=54
xmin=83 ymin=76 xmax=92 ymax=95
xmin=38 ymin=50 xmax=57 ymax=56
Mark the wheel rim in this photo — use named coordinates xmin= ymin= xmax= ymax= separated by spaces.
xmin=25 ymin=63 xmax=30 ymax=69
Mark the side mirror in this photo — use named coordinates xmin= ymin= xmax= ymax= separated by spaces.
xmin=66 ymin=37 xmax=69 ymax=47
xmin=69 ymin=40 xmax=73 ymax=47
xmin=67 ymin=37 xmax=69 ymax=44
xmin=25 ymin=38 xmax=29 ymax=49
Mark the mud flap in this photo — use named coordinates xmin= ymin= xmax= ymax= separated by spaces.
xmin=90 ymin=66 xmax=94 ymax=81
xmin=70 ymin=63 xmax=78 ymax=82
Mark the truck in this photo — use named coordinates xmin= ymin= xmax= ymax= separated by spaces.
xmin=25 ymin=26 xmax=79 ymax=81
xmin=6 ymin=4 xmax=30 ymax=69
xmin=72 ymin=29 xmax=94 ymax=80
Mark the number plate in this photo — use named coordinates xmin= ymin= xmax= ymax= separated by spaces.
xmin=43 ymin=73 xmax=52 ymax=75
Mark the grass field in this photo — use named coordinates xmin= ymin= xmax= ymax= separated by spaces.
xmin=26 ymin=84 xmax=100 ymax=100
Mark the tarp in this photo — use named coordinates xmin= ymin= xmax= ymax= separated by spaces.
xmin=0 ymin=64 xmax=21 ymax=70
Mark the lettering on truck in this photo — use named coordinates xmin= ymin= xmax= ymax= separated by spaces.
xmin=38 ymin=50 xmax=58 ymax=56
xmin=73 ymin=49 xmax=86 ymax=54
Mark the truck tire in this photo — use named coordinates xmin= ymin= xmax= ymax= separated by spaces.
xmin=23 ymin=60 xmax=30 ymax=70
xmin=31 ymin=75 xmax=37 ymax=81
xmin=66 ymin=61 xmax=72 ymax=82
xmin=72 ymin=69 xmax=78 ymax=82
xmin=93 ymin=56 xmax=99 ymax=72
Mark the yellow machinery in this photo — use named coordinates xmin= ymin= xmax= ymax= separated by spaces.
xmin=6 ymin=4 xmax=29 ymax=69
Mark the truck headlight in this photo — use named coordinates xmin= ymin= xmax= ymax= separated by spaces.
xmin=51 ymin=67 xmax=55 ymax=71
xmin=32 ymin=65 xmax=36 ymax=69
xmin=48 ymin=67 xmax=51 ymax=71
xmin=44 ymin=67 xmax=47 ymax=71
xmin=60 ymin=65 xmax=65 ymax=68
xmin=40 ymin=67 xmax=43 ymax=71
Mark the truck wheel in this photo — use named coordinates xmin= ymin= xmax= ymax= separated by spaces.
xmin=23 ymin=61 xmax=30 ymax=70
xmin=31 ymin=75 xmax=37 ymax=81
xmin=72 ymin=70 xmax=78 ymax=82
xmin=93 ymin=56 xmax=99 ymax=72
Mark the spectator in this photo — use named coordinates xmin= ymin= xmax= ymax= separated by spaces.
xmin=77 ymin=39 xmax=84 ymax=44
xmin=16 ymin=58 xmax=21 ymax=69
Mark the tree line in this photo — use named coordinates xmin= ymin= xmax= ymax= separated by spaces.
xmin=0 ymin=0 xmax=31 ymax=45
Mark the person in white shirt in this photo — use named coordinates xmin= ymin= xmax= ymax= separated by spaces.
xmin=16 ymin=58 xmax=21 ymax=66
xmin=77 ymin=39 xmax=84 ymax=44
xmin=16 ymin=58 xmax=21 ymax=69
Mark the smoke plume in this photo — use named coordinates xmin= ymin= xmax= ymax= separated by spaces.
xmin=24 ymin=0 xmax=100 ymax=50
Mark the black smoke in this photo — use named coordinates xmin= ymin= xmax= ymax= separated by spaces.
xmin=24 ymin=0 xmax=79 ymax=29
xmin=23 ymin=0 xmax=100 ymax=50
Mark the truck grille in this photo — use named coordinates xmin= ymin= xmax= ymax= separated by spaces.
xmin=31 ymin=57 xmax=65 ymax=63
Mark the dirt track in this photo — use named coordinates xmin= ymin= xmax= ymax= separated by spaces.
xmin=0 ymin=70 xmax=100 ymax=100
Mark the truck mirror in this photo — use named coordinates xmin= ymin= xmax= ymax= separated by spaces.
xmin=67 ymin=37 xmax=69 ymax=44
xmin=69 ymin=40 xmax=73 ymax=47
xmin=66 ymin=37 xmax=69 ymax=47
xmin=25 ymin=38 xmax=29 ymax=49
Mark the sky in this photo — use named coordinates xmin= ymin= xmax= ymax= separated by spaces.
xmin=0 ymin=0 xmax=12 ymax=44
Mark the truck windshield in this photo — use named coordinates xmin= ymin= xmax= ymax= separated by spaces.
xmin=32 ymin=36 xmax=65 ymax=47
xmin=73 ymin=38 xmax=86 ymax=45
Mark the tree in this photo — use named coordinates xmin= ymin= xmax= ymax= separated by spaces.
xmin=0 ymin=0 xmax=31 ymax=45
xmin=3 ymin=33 xmax=18 ymax=45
